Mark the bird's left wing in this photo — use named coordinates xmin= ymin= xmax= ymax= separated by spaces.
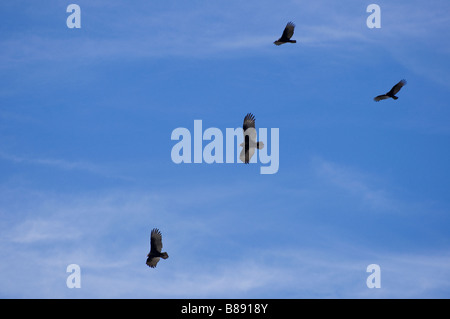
xmin=240 ymin=146 xmax=255 ymax=164
xmin=389 ymin=79 xmax=407 ymax=95
xmin=146 ymin=256 xmax=160 ymax=268
xmin=374 ymin=94 xmax=389 ymax=102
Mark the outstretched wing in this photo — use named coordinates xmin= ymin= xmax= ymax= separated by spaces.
xmin=280 ymin=21 xmax=295 ymax=41
xmin=374 ymin=94 xmax=389 ymax=102
xmin=150 ymin=228 xmax=163 ymax=254
xmin=146 ymin=256 xmax=160 ymax=268
xmin=243 ymin=113 xmax=255 ymax=131
xmin=388 ymin=79 xmax=407 ymax=96
xmin=239 ymin=145 xmax=255 ymax=164
xmin=242 ymin=113 xmax=257 ymax=142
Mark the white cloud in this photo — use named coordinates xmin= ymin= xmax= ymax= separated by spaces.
xmin=312 ymin=157 xmax=397 ymax=212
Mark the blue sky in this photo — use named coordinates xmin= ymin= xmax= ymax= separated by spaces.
xmin=1 ymin=0 xmax=450 ymax=298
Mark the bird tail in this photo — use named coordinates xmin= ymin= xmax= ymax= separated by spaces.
xmin=161 ymin=252 xmax=169 ymax=259
xmin=290 ymin=40 xmax=297 ymax=43
xmin=257 ymin=142 xmax=264 ymax=149
xmin=392 ymin=96 xmax=398 ymax=100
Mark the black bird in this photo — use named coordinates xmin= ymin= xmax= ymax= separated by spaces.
xmin=239 ymin=113 xmax=264 ymax=164
xmin=374 ymin=79 xmax=407 ymax=102
xmin=146 ymin=228 xmax=169 ymax=268
xmin=274 ymin=21 xmax=296 ymax=45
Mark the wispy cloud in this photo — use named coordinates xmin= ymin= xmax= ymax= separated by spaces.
xmin=0 ymin=1 xmax=376 ymax=66
xmin=1 ymin=184 xmax=449 ymax=298
xmin=312 ymin=157 xmax=397 ymax=212
xmin=1 ymin=0 xmax=448 ymax=66
xmin=0 ymin=151 xmax=132 ymax=181
xmin=5 ymin=219 xmax=81 ymax=244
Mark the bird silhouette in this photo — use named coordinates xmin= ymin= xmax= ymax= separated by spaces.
xmin=146 ymin=228 xmax=169 ymax=268
xmin=374 ymin=79 xmax=407 ymax=102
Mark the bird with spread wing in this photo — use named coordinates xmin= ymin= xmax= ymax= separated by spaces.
xmin=274 ymin=21 xmax=297 ymax=45
xmin=374 ymin=79 xmax=407 ymax=102
xmin=146 ymin=228 xmax=169 ymax=268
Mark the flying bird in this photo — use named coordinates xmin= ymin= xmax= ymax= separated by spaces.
xmin=240 ymin=113 xmax=264 ymax=164
xmin=274 ymin=21 xmax=297 ymax=45
xmin=146 ymin=228 xmax=169 ymax=268
xmin=374 ymin=79 xmax=407 ymax=102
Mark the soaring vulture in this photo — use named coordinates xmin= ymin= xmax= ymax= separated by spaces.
xmin=146 ymin=228 xmax=169 ymax=268
xmin=239 ymin=113 xmax=264 ymax=164
xmin=374 ymin=79 xmax=407 ymax=102
xmin=274 ymin=21 xmax=297 ymax=45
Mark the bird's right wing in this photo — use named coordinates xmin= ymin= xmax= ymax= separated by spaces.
xmin=150 ymin=228 xmax=163 ymax=253
xmin=281 ymin=21 xmax=295 ymax=40
xmin=242 ymin=113 xmax=257 ymax=142
xmin=243 ymin=113 xmax=256 ymax=131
